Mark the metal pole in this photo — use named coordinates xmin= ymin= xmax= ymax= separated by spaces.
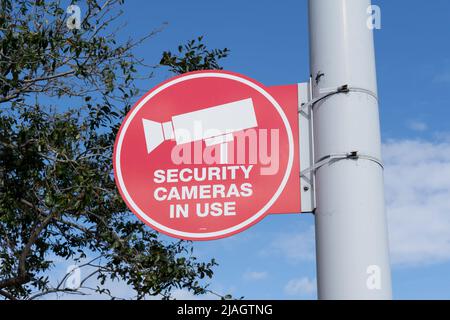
xmin=308 ymin=0 xmax=392 ymax=299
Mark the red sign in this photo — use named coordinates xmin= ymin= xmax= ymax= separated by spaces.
xmin=113 ymin=70 xmax=300 ymax=240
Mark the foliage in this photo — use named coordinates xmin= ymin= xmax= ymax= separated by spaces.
xmin=0 ymin=0 xmax=227 ymax=300
xmin=160 ymin=36 xmax=229 ymax=74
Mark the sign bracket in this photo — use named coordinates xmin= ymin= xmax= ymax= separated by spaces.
xmin=298 ymin=82 xmax=383 ymax=214
xmin=298 ymin=80 xmax=316 ymax=213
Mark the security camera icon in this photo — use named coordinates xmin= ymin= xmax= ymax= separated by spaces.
xmin=142 ymin=98 xmax=258 ymax=160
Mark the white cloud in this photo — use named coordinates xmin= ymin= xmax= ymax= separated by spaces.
xmin=433 ymin=131 xmax=450 ymax=143
xmin=170 ymin=289 xmax=199 ymax=300
xmin=243 ymin=270 xmax=268 ymax=281
xmin=407 ymin=120 xmax=427 ymax=132
xmin=383 ymin=139 xmax=450 ymax=266
xmin=284 ymin=277 xmax=316 ymax=297
xmin=264 ymin=226 xmax=315 ymax=263
xmin=267 ymin=139 xmax=450 ymax=268
xmin=433 ymin=60 xmax=450 ymax=84
xmin=171 ymin=288 xmax=230 ymax=300
xmin=433 ymin=71 xmax=450 ymax=84
xmin=33 ymin=253 xmax=234 ymax=300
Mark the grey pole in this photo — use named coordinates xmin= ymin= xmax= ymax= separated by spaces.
xmin=308 ymin=0 xmax=392 ymax=299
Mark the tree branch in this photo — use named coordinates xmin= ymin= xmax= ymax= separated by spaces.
xmin=0 ymin=289 xmax=17 ymax=300
xmin=22 ymin=70 xmax=76 ymax=84
xmin=0 ymin=200 xmax=56 ymax=289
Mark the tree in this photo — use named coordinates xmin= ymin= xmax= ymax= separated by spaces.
xmin=160 ymin=36 xmax=229 ymax=74
xmin=0 ymin=0 xmax=229 ymax=300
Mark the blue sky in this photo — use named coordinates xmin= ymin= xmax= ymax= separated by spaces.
xmin=47 ymin=0 xmax=450 ymax=299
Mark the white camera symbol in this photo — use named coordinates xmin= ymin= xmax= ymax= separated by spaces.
xmin=142 ymin=98 xmax=258 ymax=163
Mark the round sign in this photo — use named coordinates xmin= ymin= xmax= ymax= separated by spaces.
xmin=113 ymin=70 xmax=294 ymax=240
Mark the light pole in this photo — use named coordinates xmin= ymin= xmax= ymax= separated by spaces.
xmin=308 ymin=0 xmax=392 ymax=299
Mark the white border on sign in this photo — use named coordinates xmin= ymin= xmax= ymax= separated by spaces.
xmin=115 ymin=72 xmax=294 ymax=239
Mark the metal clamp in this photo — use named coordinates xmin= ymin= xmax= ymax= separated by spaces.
xmin=298 ymin=82 xmax=380 ymax=213
xmin=300 ymin=151 xmax=383 ymax=176
xmin=299 ymin=84 xmax=378 ymax=114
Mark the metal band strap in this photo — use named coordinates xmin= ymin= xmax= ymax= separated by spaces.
xmin=300 ymin=151 xmax=384 ymax=177
xmin=298 ymin=84 xmax=378 ymax=113
xmin=298 ymin=84 xmax=382 ymax=178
